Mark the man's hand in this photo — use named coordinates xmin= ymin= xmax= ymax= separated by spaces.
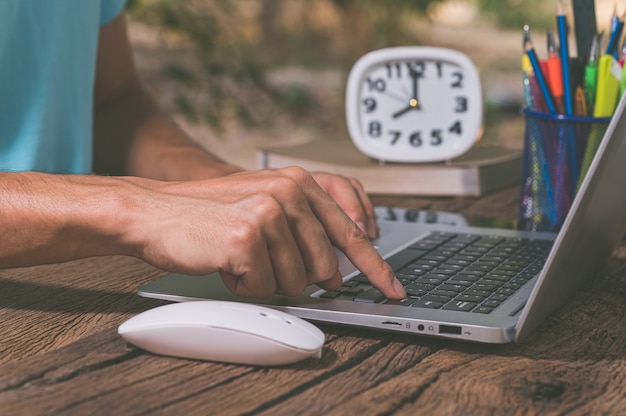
xmin=127 ymin=167 xmax=405 ymax=300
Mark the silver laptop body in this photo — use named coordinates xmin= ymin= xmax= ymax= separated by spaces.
xmin=138 ymin=95 xmax=626 ymax=344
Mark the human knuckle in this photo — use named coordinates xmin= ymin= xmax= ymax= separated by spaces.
xmin=337 ymin=223 xmax=368 ymax=251
xmin=348 ymin=176 xmax=364 ymax=190
xmin=250 ymin=195 xmax=284 ymax=222
xmin=227 ymin=221 xmax=262 ymax=248
xmin=279 ymin=166 xmax=312 ymax=183
xmin=309 ymin=256 xmax=338 ymax=282
xmin=262 ymin=174 xmax=296 ymax=196
xmin=281 ymin=281 xmax=306 ymax=297
xmin=254 ymin=284 xmax=275 ymax=299
xmin=235 ymin=275 xmax=276 ymax=299
xmin=324 ymin=174 xmax=349 ymax=190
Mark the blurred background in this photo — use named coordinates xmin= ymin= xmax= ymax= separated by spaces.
xmin=125 ymin=0 xmax=616 ymax=169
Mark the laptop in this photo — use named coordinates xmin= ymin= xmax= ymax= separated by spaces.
xmin=138 ymin=94 xmax=626 ymax=344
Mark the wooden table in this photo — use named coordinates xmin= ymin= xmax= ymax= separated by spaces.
xmin=2 ymin=186 xmax=625 ymax=415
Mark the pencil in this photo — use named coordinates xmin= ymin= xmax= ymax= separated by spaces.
xmin=557 ymin=1 xmax=573 ymax=116
xmin=524 ymin=25 xmax=557 ymax=114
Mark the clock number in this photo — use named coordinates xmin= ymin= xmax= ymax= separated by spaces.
xmin=431 ymin=129 xmax=443 ymax=146
xmin=366 ymin=77 xmax=386 ymax=92
xmin=436 ymin=62 xmax=443 ymax=78
xmin=451 ymin=71 xmax=463 ymax=88
xmin=362 ymin=97 xmax=377 ymax=113
xmin=407 ymin=61 xmax=425 ymax=78
xmin=409 ymin=132 xmax=422 ymax=147
xmin=389 ymin=130 xmax=402 ymax=145
xmin=386 ymin=63 xmax=402 ymax=78
xmin=368 ymin=121 xmax=382 ymax=138
xmin=449 ymin=121 xmax=462 ymax=135
xmin=455 ymin=97 xmax=468 ymax=113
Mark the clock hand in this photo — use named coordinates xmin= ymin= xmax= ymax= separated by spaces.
xmin=392 ymin=69 xmax=423 ymax=118
xmin=384 ymin=91 xmax=410 ymax=104
xmin=410 ymin=70 xmax=422 ymax=108
xmin=412 ymin=70 xmax=419 ymax=100
xmin=392 ymin=98 xmax=420 ymax=119
xmin=392 ymin=105 xmax=414 ymax=118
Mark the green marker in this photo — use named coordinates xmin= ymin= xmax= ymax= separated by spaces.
xmin=584 ymin=33 xmax=601 ymax=113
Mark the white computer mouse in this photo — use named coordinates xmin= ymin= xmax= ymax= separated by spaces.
xmin=118 ymin=301 xmax=325 ymax=366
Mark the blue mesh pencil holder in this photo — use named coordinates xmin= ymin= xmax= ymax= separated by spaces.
xmin=518 ymin=109 xmax=611 ymax=232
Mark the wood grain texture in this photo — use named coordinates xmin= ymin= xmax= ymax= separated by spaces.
xmin=1 ymin=186 xmax=625 ymax=415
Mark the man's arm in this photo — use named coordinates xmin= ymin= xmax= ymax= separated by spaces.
xmin=93 ymin=14 xmax=241 ymax=180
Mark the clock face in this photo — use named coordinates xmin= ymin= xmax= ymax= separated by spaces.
xmin=346 ymin=47 xmax=483 ymax=163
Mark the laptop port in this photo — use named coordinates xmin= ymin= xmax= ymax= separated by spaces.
xmin=381 ymin=321 xmax=403 ymax=326
xmin=439 ymin=325 xmax=462 ymax=335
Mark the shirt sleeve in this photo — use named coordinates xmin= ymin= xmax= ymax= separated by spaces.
xmin=100 ymin=0 xmax=127 ymax=25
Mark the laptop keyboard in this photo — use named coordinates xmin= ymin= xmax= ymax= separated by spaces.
xmin=320 ymin=232 xmax=553 ymax=314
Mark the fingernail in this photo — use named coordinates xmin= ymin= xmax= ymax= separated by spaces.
xmin=392 ymin=277 xmax=407 ymax=299
xmin=356 ymin=221 xmax=367 ymax=235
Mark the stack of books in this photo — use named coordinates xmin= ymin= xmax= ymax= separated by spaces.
xmin=256 ymin=138 xmax=522 ymax=196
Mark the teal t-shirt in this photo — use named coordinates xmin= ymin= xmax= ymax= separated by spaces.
xmin=0 ymin=0 xmax=127 ymax=173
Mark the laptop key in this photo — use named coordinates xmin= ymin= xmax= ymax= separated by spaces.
xmin=445 ymin=278 xmax=474 ymax=286
xmin=465 ymin=288 xmax=491 ymax=296
xmin=405 ymin=283 xmax=433 ymax=296
xmin=424 ymin=254 xmax=450 ymax=262
xmin=496 ymin=287 xmax=517 ymax=296
xmin=385 ymin=249 xmax=427 ymax=272
xmin=481 ymin=299 xmax=502 ymax=308
xmin=415 ymin=277 xmax=447 ymax=285
xmin=489 ymin=294 xmax=509 ymax=302
xmin=410 ymin=241 xmax=442 ymax=251
xmin=320 ymin=291 xmax=341 ymax=299
xmin=353 ymin=288 xmax=386 ymax=303
xmin=443 ymin=300 xmax=477 ymax=312
xmin=421 ymin=294 xmax=452 ymax=303
xmin=430 ymin=289 xmax=457 ymax=299
xmin=412 ymin=299 xmax=444 ymax=309
xmin=420 ymin=273 xmax=449 ymax=281
xmin=397 ymin=270 xmax=426 ymax=279
xmin=341 ymin=287 xmax=364 ymax=296
xmin=456 ymin=293 xmax=486 ymax=302
xmin=473 ymin=283 xmax=498 ymax=291
xmin=432 ymin=266 xmax=462 ymax=274
xmin=406 ymin=262 xmax=435 ymax=271
xmin=438 ymin=284 xmax=466 ymax=293
xmin=472 ymin=306 xmax=494 ymax=314
xmin=350 ymin=275 xmax=371 ymax=284
xmin=384 ymin=298 xmax=415 ymax=306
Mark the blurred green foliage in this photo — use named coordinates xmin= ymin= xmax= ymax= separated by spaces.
xmin=477 ymin=0 xmax=552 ymax=28
xmin=126 ymin=0 xmax=549 ymax=129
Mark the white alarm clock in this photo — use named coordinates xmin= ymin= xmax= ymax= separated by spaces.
xmin=345 ymin=47 xmax=483 ymax=163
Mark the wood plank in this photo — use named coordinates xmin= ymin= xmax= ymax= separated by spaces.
xmin=0 ymin=329 xmax=255 ymax=415
xmin=0 ymin=257 xmax=167 ymax=364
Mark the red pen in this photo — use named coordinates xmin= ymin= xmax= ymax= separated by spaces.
xmin=544 ymin=28 xmax=565 ymax=114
